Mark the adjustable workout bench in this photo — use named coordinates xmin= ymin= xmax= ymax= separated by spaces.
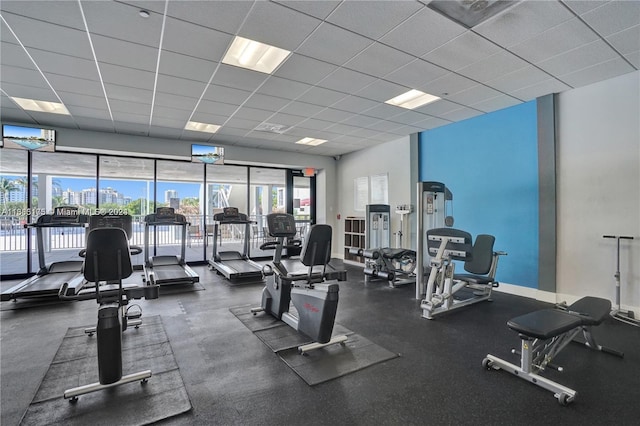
xmin=483 ymin=296 xmax=623 ymax=405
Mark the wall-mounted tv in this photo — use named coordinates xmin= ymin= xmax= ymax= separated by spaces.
xmin=2 ymin=124 xmax=56 ymax=152
xmin=192 ymin=144 xmax=224 ymax=165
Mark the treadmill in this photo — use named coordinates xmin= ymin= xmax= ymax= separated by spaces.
xmin=1 ymin=206 xmax=89 ymax=301
xmin=144 ymin=207 xmax=199 ymax=286
xmin=208 ymin=207 xmax=264 ymax=281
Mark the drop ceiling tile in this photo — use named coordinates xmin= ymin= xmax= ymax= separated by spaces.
xmin=196 ymin=99 xmax=239 ymax=117
xmin=384 ymin=59 xmax=449 ymax=90
xmin=273 ymin=54 xmax=339 ymax=85
xmin=606 ymin=25 xmax=640 ymax=55
xmin=150 ymin=116 xmax=188 ymax=129
xmin=471 ymin=94 xmax=522 ymax=113
xmin=326 ymin=1 xmax=422 ymax=40
xmin=99 ymin=63 xmax=155 ymax=90
xmin=202 ymin=84 xmax=252 ymax=105
xmin=294 ymin=118 xmax=333 ymax=131
xmin=296 ymin=22 xmax=372 ymax=66
xmin=1 ymin=65 xmax=49 ymax=88
xmin=340 ymin=114 xmax=379 ymax=128
xmin=159 ymin=51 xmax=217 ymax=83
xmin=537 ymin=40 xmax=619 ymax=76
xmin=265 ymin=112 xmax=307 ymax=126
xmin=389 ymin=110 xmax=432 ymax=126
xmin=312 ymin=108 xmax=356 ymax=123
xmin=485 ymin=66 xmax=551 ymax=95
xmin=445 ymin=84 xmax=503 ymax=105
xmin=92 ymin=35 xmax=158 ymax=72
xmin=344 ymin=42 xmax=415 ymax=78
xmin=509 ymin=78 xmax=571 ymax=100
xmin=581 ymin=0 xmax=640 ymax=37
xmin=240 ymin=1 xmax=321 ymax=51
xmin=624 ymin=51 xmax=639 ymax=68
xmin=380 ymin=7 xmax=466 ymax=57
xmin=348 ymin=127 xmax=383 ymax=139
xmin=412 ymin=116 xmax=452 ymax=130
xmin=232 ymin=107 xmax=276 ymax=122
xmin=364 ymin=120 xmax=405 ymax=133
xmin=105 ymin=83 xmax=153 ymax=105
xmin=474 ymin=0 xmax=574 ymax=48
xmin=110 ymin=99 xmax=151 ymax=116
xmin=386 ymin=124 xmax=424 ymax=135
xmin=257 ymin=76 xmax=313 ymax=100
xmin=154 ymin=92 xmax=198 ymax=111
xmin=214 ymin=125 xmax=248 ymax=138
xmin=420 ymin=72 xmax=478 ymax=97
xmin=57 ymin=91 xmax=108 ymax=110
xmin=422 ymin=32 xmax=501 ymax=71
xmin=224 ymin=117 xmax=263 ymax=131
xmin=161 ymin=0 xmax=253 ymax=35
xmin=2 ymin=14 xmax=93 ymax=59
xmin=0 ymin=82 xmax=55 ymax=101
xmin=28 ymin=50 xmax=99 ymax=81
xmin=66 ymin=103 xmax=113 ymax=120
xmin=562 ymin=0 xmax=609 ymax=15
xmin=1 ymin=1 xmax=85 ymax=29
xmin=243 ymin=93 xmax=291 ymax=111
xmin=162 ymin=17 xmax=232 ymax=61
xmin=558 ymin=57 xmax=636 ymax=88
xmin=331 ymin=96 xmax=379 ymax=114
xmin=413 ymin=99 xmax=465 ymax=116
xmin=273 ymin=1 xmax=341 ymax=20
xmin=297 ymin=86 xmax=348 ymax=107
xmin=156 ymin=75 xmax=208 ymax=98
xmin=354 ymin=79 xmax=409 ymax=103
xmin=1 ymin=41 xmax=36 ymax=69
xmin=26 ymin=111 xmax=78 ymax=127
xmin=82 ymin=0 xmax=163 ymax=47
xmin=279 ymin=101 xmax=326 ymax=117
xmin=46 ymin=74 xmax=105 ymax=97
xmin=509 ymin=18 xmax=600 ymax=63
xmin=73 ymin=116 xmax=115 ymax=132
xmin=316 ymin=68 xmax=377 ymax=93
xmin=358 ymin=103 xmax=405 ymax=120
xmin=324 ymin=122 xmax=361 ymax=134
xmin=457 ymin=51 xmax=531 ymax=83
xmin=210 ymin=64 xmax=270 ymax=92
xmin=152 ymin=106 xmax=191 ymax=121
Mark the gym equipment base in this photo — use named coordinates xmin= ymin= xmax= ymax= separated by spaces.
xmin=20 ymin=316 xmax=191 ymax=426
xmin=230 ymin=305 xmax=399 ymax=385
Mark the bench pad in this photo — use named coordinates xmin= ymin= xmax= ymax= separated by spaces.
xmin=566 ymin=296 xmax=611 ymax=325
xmin=507 ymin=309 xmax=581 ymax=340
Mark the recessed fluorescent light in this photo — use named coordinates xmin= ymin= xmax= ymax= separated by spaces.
xmin=222 ymin=36 xmax=290 ymax=74
xmin=296 ymin=137 xmax=327 ymax=146
xmin=185 ymin=121 xmax=221 ymax=133
xmin=11 ymin=97 xmax=70 ymax=115
xmin=385 ymin=89 xmax=441 ymax=110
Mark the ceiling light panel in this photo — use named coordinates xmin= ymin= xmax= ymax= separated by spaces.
xmin=10 ymin=97 xmax=70 ymax=114
xmin=385 ymin=90 xmax=441 ymax=110
xmin=296 ymin=137 xmax=328 ymax=146
xmin=185 ymin=121 xmax=221 ymax=133
xmin=222 ymin=36 xmax=291 ymax=74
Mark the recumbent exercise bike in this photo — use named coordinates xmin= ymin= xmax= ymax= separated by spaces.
xmin=251 ymin=213 xmax=348 ymax=354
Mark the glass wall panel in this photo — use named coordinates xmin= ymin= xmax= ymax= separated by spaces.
xmin=0 ymin=149 xmax=29 ymax=274
xmin=98 ymin=156 xmax=155 ymax=266
xmin=293 ymin=175 xmax=312 ymax=243
xmin=206 ymin=164 xmax=248 ymax=259
xmin=155 ymin=160 xmax=204 ymax=262
xmin=30 ymin=151 xmax=97 ymax=273
xmin=250 ymin=168 xmax=285 ymax=257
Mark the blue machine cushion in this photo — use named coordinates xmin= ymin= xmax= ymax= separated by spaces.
xmin=507 ymin=309 xmax=581 ymax=340
xmin=566 ymin=296 xmax=612 ymax=326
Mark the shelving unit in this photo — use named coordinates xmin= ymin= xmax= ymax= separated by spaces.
xmin=344 ymin=216 xmax=366 ymax=264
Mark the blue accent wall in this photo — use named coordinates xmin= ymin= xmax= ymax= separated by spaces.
xmin=419 ymin=101 xmax=539 ymax=288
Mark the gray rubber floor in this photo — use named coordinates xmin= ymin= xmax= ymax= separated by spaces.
xmin=2 ymin=264 xmax=640 ymax=425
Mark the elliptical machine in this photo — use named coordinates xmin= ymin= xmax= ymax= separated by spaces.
xmin=251 ymin=213 xmax=348 ymax=354
xmin=59 ymin=226 xmax=159 ymax=402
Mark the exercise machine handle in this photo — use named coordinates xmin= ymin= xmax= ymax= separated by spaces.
xmin=603 ymin=235 xmax=634 ymax=239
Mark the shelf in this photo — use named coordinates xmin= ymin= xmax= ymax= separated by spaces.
xmin=344 ymin=216 xmax=366 ymax=265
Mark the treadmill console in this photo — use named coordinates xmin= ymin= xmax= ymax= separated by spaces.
xmin=37 ymin=206 xmax=89 ymax=224
xmin=266 ymin=213 xmax=297 ymax=238
xmin=155 ymin=207 xmax=177 ymax=221
xmin=90 ymin=213 xmax=133 ymax=238
xmin=213 ymin=207 xmax=248 ymax=222
xmin=144 ymin=207 xmax=187 ymax=224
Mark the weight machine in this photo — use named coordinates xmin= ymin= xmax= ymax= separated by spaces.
xmin=603 ymin=234 xmax=638 ymax=327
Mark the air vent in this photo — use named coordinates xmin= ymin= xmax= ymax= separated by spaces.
xmin=255 ymin=122 xmax=291 ymax=134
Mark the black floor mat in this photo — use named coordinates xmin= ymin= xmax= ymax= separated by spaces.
xmin=230 ymin=305 xmax=400 ymax=385
xmin=20 ymin=316 xmax=191 ymax=426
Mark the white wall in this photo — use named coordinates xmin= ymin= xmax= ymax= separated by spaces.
xmin=556 ymin=71 xmax=640 ymax=314
xmin=335 ymin=136 xmax=415 ymax=258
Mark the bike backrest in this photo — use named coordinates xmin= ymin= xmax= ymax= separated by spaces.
xmin=83 ymin=227 xmax=133 ymax=282
xmin=300 ymin=224 xmax=332 ymax=267
xmin=464 ymin=234 xmax=495 ymax=275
